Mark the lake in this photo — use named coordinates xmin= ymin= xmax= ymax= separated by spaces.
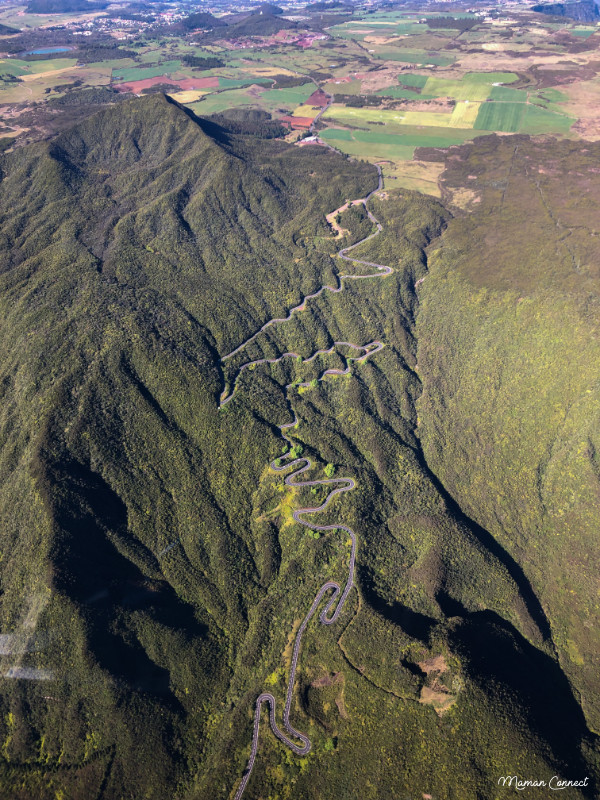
xmin=24 ymin=46 xmax=74 ymax=55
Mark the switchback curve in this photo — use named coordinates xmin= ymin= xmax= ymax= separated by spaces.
xmin=228 ymin=165 xmax=392 ymax=800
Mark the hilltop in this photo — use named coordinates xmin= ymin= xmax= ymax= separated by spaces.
xmin=532 ymin=1 xmax=600 ymax=21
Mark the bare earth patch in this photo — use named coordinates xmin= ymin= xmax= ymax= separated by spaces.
xmin=561 ymin=78 xmax=600 ymax=140
xmin=418 ymin=654 xmax=448 ymax=675
xmin=446 ymin=186 xmax=481 ymax=210
xmin=419 ymin=685 xmax=457 ymax=715
xmin=326 ymin=200 xmax=358 ymax=238
xmin=401 ymin=99 xmax=454 ymax=113
xmin=417 ymin=654 xmax=458 ymax=715
xmin=358 ymin=66 xmax=407 ymax=93
xmin=311 ymin=671 xmax=344 ymax=688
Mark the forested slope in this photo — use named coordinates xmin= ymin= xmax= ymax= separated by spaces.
xmin=0 ymin=97 xmax=597 ymax=800
xmin=416 ymin=134 xmax=600 ymax=735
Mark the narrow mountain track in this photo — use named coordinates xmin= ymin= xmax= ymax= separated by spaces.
xmin=220 ymin=340 xmax=383 ymax=407
xmin=228 ymin=165 xmax=392 ymax=800
xmin=221 ymin=167 xmax=386 ymax=365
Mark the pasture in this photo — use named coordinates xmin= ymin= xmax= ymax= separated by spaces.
xmin=489 ymin=86 xmax=528 ymax=102
xmin=519 ymin=104 xmax=575 ymax=135
xmin=473 ymin=101 xmax=525 ymax=132
xmin=320 ymin=124 xmax=477 ymax=150
xmin=401 ymin=110 xmax=455 ymax=127
xmin=292 ymin=104 xmax=320 ymax=118
xmin=370 ymin=49 xmax=455 ymax=66
xmin=112 ymin=62 xmax=182 ymax=83
xmin=449 ymin=101 xmax=481 ymax=127
xmin=422 ymin=77 xmax=491 ymax=101
xmin=323 ymin=105 xmax=413 ymax=127
xmin=399 ymin=74 xmax=429 ymax=88
xmin=375 ymin=87 xmax=423 ymax=99
xmin=464 ymin=71 xmax=519 ymax=84
xmin=318 ymin=135 xmax=416 ymax=162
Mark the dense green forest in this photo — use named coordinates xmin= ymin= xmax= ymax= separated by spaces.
xmin=0 ymin=95 xmax=597 ymax=800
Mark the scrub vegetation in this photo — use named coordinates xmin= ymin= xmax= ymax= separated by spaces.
xmin=0 ymin=95 xmax=597 ymax=800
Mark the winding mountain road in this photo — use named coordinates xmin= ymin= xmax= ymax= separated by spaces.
xmin=221 ymin=166 xmax=385 ymax=366
xmin=228 ymin=165 xmax=392 ymax=800
xmin=221 ymin=340 xmax=383 ymax=407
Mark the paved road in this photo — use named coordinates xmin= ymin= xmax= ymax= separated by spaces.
xmin=309 ymin=88 xmax=333 ymax=133
xmin=221 ymin=166 xmax=385 ymax=366
xmin=221 ymin=340 xmax=384 ymax=407
xmin=231 ymin=165 xmax=390 ymax=800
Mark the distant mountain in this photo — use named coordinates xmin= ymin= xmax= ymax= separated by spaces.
xmin=254 ymin=2 xmax=285 ymax=14
xmin=156 ymin=11 xmax=227 ymax=37
xmin=25 ymin=0 xmax=108 ymax=12
xmin=222 ymin=10 xmax=296 ymax=36
xmin=180 ymin=11 xmax=227 ymax=30
xmin=305 ymin=0 xmax=353 ymax=11
xmin=532 ymin=0 xmax=600 ymax=20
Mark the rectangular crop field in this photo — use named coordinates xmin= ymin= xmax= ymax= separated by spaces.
xmin=322 ymin=105 xmax=481 ymax=139
xmin=473 ymin=101 xmax=525 ymax=132
xmin=292 ymin=104 xmax=320 ymax=118
xmin=464 ymin=71 xmax=519 ymax=84
xmin=489 ymin=86 xmax=528 ymax=102
xmin=400 ymin=110 xmax=455 ymax=127
xmin=260 ymin=84 xmax=315 ymax=109
xmin=113 ymin=62 xmax=182 ymax=82
xmin=319 ymin=128 xmax=353 ymax=141
xmin=353 ymin=130 xmax=418 ymax=145
xmin=319 ymin=136 xmax=416 ymax=161
xmin=519 ymin=105 xmax=575 ymax=135
xmin=320 ymin=125 xmax=477 ymax=149
xmin=323 ymin=105 xmax=411 ymax=126
xmin=423 ymin=77 xmax=490 ymax=101
xmin=449 ymin=101 xmax=481 ymax=127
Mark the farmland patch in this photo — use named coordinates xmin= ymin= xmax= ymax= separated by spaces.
xmin=473 ymin=101 xmax=525 ymax=133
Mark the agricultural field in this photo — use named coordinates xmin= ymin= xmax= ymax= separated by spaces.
xmin=473 ymin=101 xmax=526 ymax=133
xmin=0 ymin=0 xmax=596 ymax=187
